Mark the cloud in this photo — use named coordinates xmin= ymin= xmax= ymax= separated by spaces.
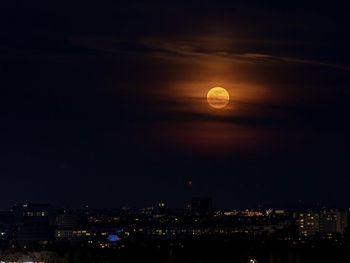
xmin=240 ymin=53 xmax=350 ymax=71
xmin=71 ymin=35 xmax=350 ymax=72
xmin=141 ymin=37 xmax=350 ymax=71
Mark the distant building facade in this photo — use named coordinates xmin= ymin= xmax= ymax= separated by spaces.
xmin=12 ymin=203 xmax=54 ymax=245
xmin=186 ymin=197 xmax=213 ymax=216
xmin=298 ymin=210 xmax=347 ymax=236
xmin=56 ymin=213 xmax=79 ymax=229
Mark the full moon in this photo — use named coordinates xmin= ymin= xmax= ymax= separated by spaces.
xmin=207 ymin=87 xmax=230 ymax=109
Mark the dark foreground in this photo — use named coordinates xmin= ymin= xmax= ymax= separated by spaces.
xmin=1 ymin=237 xmax=350 ymax=263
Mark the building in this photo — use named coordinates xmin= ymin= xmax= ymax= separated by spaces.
xmin=56 ymin=212 xmax=79 ymax=229
xmin=12 ymin=204 xmax=54 ymax=245
xmin=17 ymin=224 xmax=52 ymax=244
xmin=319 ymin=210 xmax=347 ymax=233
xmin=298 ymin=210 xmax=348 ymax=236
xmin=12 ymin=203 xmax=53 ymax=225
xmin=55 ymin=229 xmax=91 ymax=242
xmin=186 ymin=197 xmax=213 ymax=216
xmin=299 ymin=212 xmax=319 ymax=236
xmin=156 ymin=201 xmax=166 ymax=214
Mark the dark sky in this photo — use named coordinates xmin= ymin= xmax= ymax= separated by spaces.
xmin=1 ymin=1 xmax=350 ymax=209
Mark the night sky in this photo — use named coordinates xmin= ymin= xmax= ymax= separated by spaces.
xmin=1 ymin=1 xmax=350 ymax=209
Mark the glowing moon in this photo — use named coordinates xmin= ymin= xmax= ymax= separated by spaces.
xmin=207 ymin=87 xmax=230 ymax=109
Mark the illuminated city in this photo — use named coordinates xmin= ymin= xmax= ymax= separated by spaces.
xmin=0 ymin=201 xmax=349 ymax=262
xmin=1 ymin=0 xmax=350 ymax=262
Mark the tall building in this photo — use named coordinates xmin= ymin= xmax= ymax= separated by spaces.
xmin=299 ymin=212 xmax=319 ymax=236
xmin=186 ymin=197 xmax=213 ymax=216
xmin=298 ymin=210 xmax=348 ymax=236
xmin=156 ymin=201 xmax=166 ymax=214
xmin=12 ymin=203 xmax=53 ymax=225
xmin=319 ymin=211 xmax=347 ymax=233
xmin=12 ymin=203 xmax=54 ymax=245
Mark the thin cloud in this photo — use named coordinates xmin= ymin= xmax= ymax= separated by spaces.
xmin=240 ymin=53 xmax=350 ymax=71
xmin=143 ymin=39 xmax=350 ymax=72
xmin=71 ymin=36 xmax=350 ymax=72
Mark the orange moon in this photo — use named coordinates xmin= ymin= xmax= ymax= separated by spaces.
xmin=207 ymin=87 xmax=230 ymax=109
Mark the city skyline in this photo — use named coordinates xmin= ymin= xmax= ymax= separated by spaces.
xmin=0 ymin=202 xmax=349 ymax=262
